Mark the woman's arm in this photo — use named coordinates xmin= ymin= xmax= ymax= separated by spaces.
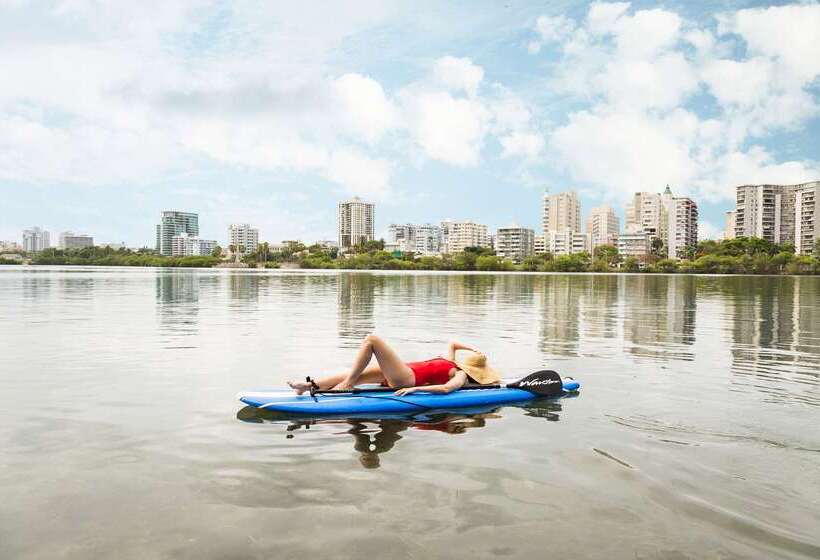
xmin=447 ymin=341 xmax=478 ymax=361
xmin=395 ymin=371 xmax=467 ymax=396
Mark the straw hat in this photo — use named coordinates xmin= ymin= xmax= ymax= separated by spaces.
xmin=456 ymin=352 xmax=501 ymax=385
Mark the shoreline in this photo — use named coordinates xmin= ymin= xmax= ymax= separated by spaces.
xmin=1 ymin=264 xmax=817 ymax=278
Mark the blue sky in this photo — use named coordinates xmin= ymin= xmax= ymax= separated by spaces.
xmin=2 ymin=0 xmax=819 ymax=246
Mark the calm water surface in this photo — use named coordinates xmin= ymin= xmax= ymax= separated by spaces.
xmin=1 ymin=267 xmax=819 ymax=559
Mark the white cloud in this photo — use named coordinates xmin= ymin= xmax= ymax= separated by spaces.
xmin=332 ymin=73 xmax=397 ymax=144
xmin=528 ymin=14 xmax=575 ymax=53
xmin=432 ymin=56 xmax=484 ymax=98
xmin=718 ymin=4 xmax=820 ymax=82
xmin=325 ymin=149 xmax=392 ymax=199
xmin=530 ymin=1 xmax=820 ymax=203
xmin=402 ymin=91 xmax=490 ymax=166
xmin=586 ymin=2 xmax=630 ymax=35
xmin=499 ymin=131 xmax=545 ymax=160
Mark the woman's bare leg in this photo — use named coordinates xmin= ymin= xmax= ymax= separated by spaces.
xmin=335 ymin=334 xmax=414 ymax=389
xmin=288 ymin=365 xmax=384 ymax=394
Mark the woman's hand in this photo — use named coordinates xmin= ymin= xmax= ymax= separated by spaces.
xmin=394 ymin=387 xmax=418 ymax=396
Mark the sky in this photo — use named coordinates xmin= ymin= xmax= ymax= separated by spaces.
xmin=1 ymin=0 xmax=819 ymax=247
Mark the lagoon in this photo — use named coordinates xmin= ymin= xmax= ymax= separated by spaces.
xmin=1 ymin=267 xmax=818 ymax=559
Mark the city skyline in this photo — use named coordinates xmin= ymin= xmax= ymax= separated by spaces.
xmin=2 ymin=2 xmax=819 ymax=246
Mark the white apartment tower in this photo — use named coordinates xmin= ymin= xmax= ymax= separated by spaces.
xmin=338 ymin=197 xmax=374 ymax=250
xmin=542 ymin=191 xmax=581 ymax=234
xmin=794 ymin=181 xmax=820 ymax=255
xmin=495 ymin=226 xmax=535 ymax=263
xmin=734 ymin=184 xmax=799 ymax=244
xmin=624 ymin=186 xmax=698 ymax=259
xmin=666 ymin=196 xmax=698 ymax=259
xmin=625 ymin=192 xmax=665 ymax=238
xmin=585 ymin=205 xmax=619 ymax=248
xmin=22 ymin=227 xmax=50 ymax=252
xmin=227 ymin=224 xmax=259 ymax=256
xmin=442 ymin=220 xmax=490 ymax=253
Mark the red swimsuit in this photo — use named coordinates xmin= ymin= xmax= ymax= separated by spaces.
xmin=406 ymin=358 xmax=458 ymax=386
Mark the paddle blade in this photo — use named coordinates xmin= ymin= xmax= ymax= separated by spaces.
xmin=507 ymin=370 xmax=564 ymax=396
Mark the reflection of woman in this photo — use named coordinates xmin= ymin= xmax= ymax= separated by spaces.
xmin=288 ymin=335 xmax=500 ymax=395
xmin=348 ymin=420 xmax=407 ymax=469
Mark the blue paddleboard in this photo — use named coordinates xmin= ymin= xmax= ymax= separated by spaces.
xmin=237 ymin=379 xmax=580 ymax=415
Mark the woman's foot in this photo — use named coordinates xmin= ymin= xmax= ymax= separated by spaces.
xmin=287 ymin=380 xmax=312 ymax=395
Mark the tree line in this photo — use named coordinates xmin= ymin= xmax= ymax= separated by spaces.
xmin=6 ymin=237 xmax=820 ymax=275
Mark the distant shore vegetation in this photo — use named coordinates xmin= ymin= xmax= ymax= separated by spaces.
xmin=294 ymin=238 xmax=820 ymax=275
xmin=4 ymin=237 xmax=819 ymax=275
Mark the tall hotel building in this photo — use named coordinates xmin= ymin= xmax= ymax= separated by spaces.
xmin=585 ymin=205 xmax=619 ymax=248
xmin=156 ymin=211 xmax=199 ymax=256
xmin=227 ymin=224 xmax=259 ymax=256
xmin=338 ymin=197 xmax=374 ymax=250
xmin=735 ymin=182 xmax=820 ymax=253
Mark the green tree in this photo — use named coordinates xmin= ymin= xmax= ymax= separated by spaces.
xmin=211 ymin=245 xmax=223 ymax=258
xmin=622 ymin=256 xmax=641 ymax=272
xmin=593 ymin=244 xmax=620 ymax=266
xmin=652 ymin=259 xmax=679 ymax=273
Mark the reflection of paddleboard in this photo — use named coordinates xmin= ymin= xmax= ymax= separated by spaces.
xmin=237 ymin=378 xmax=580 ymax=415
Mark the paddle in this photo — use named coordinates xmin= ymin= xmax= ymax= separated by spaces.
xmin=306 ymin=370 xmax=567 ymax=397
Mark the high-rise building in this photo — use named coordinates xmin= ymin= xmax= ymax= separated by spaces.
xmin=546 ymin=231 xmax=591 ymax=255
xmin=156 ymin=211 xmax=199 ymax=256
xmin=495 ymin=226 xmax=535 ymax=262
xmin=624 ymin=186 xmax=697 ymax=259
xmin=734 ymin=184 xmax=799 ymax=244
xmin=585 ymin=205 xmax=619 ymax=248
xmin=665 ymin=196 xmax=698 ymax=259
xmin=542 ymin=191 xmax=581 ymax=234
xmin=442 ymin=220 xmax=490 ymax=253
xmin=414 ymin=224 xmax=443 ymax=255
xmin=58 ymin=231 xmax=94 ymax=249
xmin=723 ymin=210 xmax=736 ymax=240
xmin=338 ymin=197 xmax=374 ymax=250
xmin=171 ymin=232 xmax=217 ymax=256
xmin=387 ymin=224 xmax=416 ymax=253
xmin=227 ymin=224 xmax=259 ymax=256
xmin=22 ymin=227 xmax=50 ymax=252
xmin=794 ymin=181 xmax=820 ymax=255
xmin=625 ymin=192 xmax=665 ymax=238
xmin=388 ymin=223 xmax=443 ymax=255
